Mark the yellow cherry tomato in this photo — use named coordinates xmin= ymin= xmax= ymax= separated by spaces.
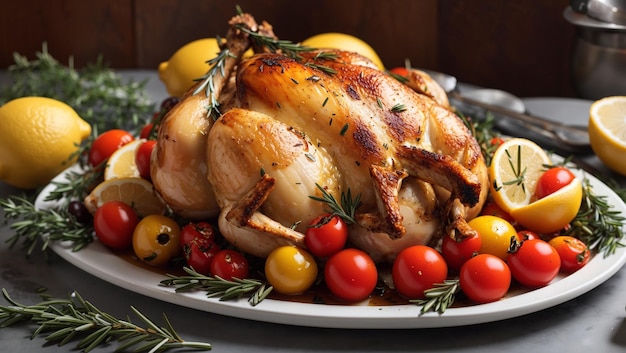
xmin=265 ymin=246 xmax=318 ymax=295
xmin=468 ymin=215 xmax=518 ymax=260
xmin=132 ymin=215 xmax=181 ymax=267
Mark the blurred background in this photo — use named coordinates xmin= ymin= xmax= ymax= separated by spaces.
xmin=0 ymin=0 xmax=581 ymax=98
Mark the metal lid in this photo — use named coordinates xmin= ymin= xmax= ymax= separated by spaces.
xmin=564 ymin=6 xmax=626 ymax=30
xmin=568 ymin=0 xmax=626 ymax=27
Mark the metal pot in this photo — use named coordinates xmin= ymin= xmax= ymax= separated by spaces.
xmin=564 ymin=5 xmax=626 ymax=100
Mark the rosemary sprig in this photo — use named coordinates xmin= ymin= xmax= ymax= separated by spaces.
xmin=192 ymin=48 xmax=234 ymax=120
xmin=565 ymin=176 xmax=626 ymax=257
xmin=0 ymin=43 xmax=154 ymax=132
xmin=411 ymin=279 xmax=460 ymax=315
xmin=237 ymin=26 xmax=313 ymax=59
xmin=1 ymin=195 xmax=93 ymax=255
xmin=0 ymin=289 xmax=212 ymax=352
xmin=160 ymin=267 xmax=272 ymax=306
xmin=236 ymin=25 xmax=338 ymax=75
xmin=44 ymin=167 xmax=102 ymax=203
xmin=303 ymin=51 xmax=339 ymax=75
xmin=309 ymin=183 xmax=362 ymax=225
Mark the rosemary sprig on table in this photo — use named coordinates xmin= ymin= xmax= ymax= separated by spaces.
xmin=1 ymin=195 xmax=94 ymax=255
xmin=160 ymin=267 xmax=272 ymax=306
xmin=0 ymin=43 xmax=154 ymax=132
xmin=0 ymin=289 xmax=212 ymax=352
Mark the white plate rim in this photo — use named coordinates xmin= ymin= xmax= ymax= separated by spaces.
xmin=35 ymin=164 xmax=626 ymax=329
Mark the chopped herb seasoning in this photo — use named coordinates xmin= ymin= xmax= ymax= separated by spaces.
xmin=340 ymin=123 xmax=349 ymax=136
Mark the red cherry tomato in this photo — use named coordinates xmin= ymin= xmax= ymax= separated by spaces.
xmin=88 ymin=129 xmax=134 ymax=167
xmin=135 ymin=140 xmax=157 ymax=180
xmin=93 ymin=201 xmax=139 ymax=250
xmin=489 ymin=137 xmax=505 ymax=147
xmin=392 ymin=245 xmax=448 ymax=299
xmin=441 ymin=232 xmax=482 ymax=272
xmin=548 ymin=235 xmax=590 ymax=273
xmin=459 ymin=253 xmax=511 ymax=304
xmin=324 ymin=248 xmax=378 ymax=302
xmin=210 ymin=249 xmax=250 ymax=281
xmin=535 ymin=167 xmax=576 ymax=199
xmin=180 ymin=221 xmax=216 ymax=247
xmin=139 ymin=123 xmax=156 ymax=139
xmin=506 ymin=238 xmax=561 ymax=288
xmin=389 ymin=67 xmax=409 ymax=77
xmin=517 ymin=230 xmax=539 ymax=241
xmin=304 ymin=214 xmax=348 ymax=257
xmin=184 ymin=238 xmax=220 ymax=275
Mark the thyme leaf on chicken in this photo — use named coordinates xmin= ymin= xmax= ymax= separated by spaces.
xmin=309 ymin=184 xmax=362 ymax=225
xmin=160 ymin=267 xmax=272 ymax=306
xmin=0 ymin=289 xmax=212 ymax=352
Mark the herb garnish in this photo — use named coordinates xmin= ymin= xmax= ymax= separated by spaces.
xmin=160 ymin=267 xmax=272 ymax=306
xmin=0 ymin=289 xmax=212 ymax=352
xmin=192 ymin=47 xmax=234 ymax=120
xmin=411 ymin=280 xmax=460 ymax=315
xmin=1 ymin=195 xmax=94 ymax=255
xmin=566 ymin=176 xmax=626 ymax=257
xmin=309 ymin=183 xmax=362 ymax=225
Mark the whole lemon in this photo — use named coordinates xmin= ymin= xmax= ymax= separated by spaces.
xmin=301 ymin=32 xmax=385 ymax=70
xmin=158 ymin=38 xmax=222 ymax=98
xmin=0 ymin=96 xmax=92 ymax=189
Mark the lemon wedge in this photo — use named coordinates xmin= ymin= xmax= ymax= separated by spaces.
xmin=104 ymin=138 xmax=145 ymax=180
xmin=510 ymin=177 xmax=583 ymax=234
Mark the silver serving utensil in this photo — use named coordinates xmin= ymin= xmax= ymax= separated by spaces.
xmin=422 ymin=69 xmax=592 ymax=154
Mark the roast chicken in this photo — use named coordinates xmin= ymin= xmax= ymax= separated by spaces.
xmin=151 ymin=13 xmax=489 ymax=262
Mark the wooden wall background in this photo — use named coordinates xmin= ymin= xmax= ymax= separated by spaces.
xmin=0 ymin=0 xmax=577 ymax=98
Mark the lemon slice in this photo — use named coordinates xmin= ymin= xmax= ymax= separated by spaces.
xmin=588 ymin=96 xmax=626 ymax=176
xmin=510 ymin=177 xmax=583 ymax=234
xmin=84 ymin=177 xmax=166 ymax=217
xmin=488 ymin=138 xmax=552 ymax=213
xmin=104 ymin=139 xmax=145 ymax=180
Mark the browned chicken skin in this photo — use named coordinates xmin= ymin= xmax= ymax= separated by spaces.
xmin=152 ymin=13 xmax=488 ymax=262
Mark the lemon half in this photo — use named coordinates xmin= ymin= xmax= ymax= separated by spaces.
xmin=84 ymin=177 xmax=166 ymax=217
xmin=488 ymin=138 xmax=552 ymax=213
xmin=588 ymin=96 xmax=626 ymax=176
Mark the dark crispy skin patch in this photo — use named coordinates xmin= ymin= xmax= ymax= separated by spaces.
xmin=352 ymin=123 xmax=385 ymax=163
